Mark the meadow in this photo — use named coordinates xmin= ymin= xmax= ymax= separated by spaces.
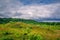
xmin=0 ymin=18 xmax=60 ymax=40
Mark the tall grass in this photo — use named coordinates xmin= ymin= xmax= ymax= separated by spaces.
xmin=0 ymin=18 xmax=60 ymax=40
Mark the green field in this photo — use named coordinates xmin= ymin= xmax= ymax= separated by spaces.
xmin=0 ymin=18 xmax=60 ymax=40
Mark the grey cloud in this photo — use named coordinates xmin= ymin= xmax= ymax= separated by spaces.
xmin=0 ymin=0 xmax=23 ymax=18
xmin=50 ymin=5 xmax=60 ymax=19
xmin=13 ymin=12 xmax=23 ymax=16
xmin=0 ymin=0 xmax=60 ymax=22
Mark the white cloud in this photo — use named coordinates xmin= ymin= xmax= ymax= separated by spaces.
xmin=0 ymin=0 xmax=60 ymax=21
xmin=13 ymin=3 xmax=60 ymax=19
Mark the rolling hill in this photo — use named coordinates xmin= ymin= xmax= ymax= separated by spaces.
xmin=0 ymin=18 xmax=60 ymax=40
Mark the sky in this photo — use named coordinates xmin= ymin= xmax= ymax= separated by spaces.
xmin=0 ymin=0 xmax=60 ymax=22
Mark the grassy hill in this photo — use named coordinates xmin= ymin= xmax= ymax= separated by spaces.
xmin=0 ymin=18 xmax=60 ymax=40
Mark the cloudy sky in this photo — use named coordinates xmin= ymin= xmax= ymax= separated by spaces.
xmin=0 ymin=0 xmax=60 ymax=22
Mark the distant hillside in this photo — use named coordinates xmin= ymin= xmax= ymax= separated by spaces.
xmin=0 ymin=18 xmax=37 ymax=24
xmin=0 ymin=18 xmax=60 ymax=25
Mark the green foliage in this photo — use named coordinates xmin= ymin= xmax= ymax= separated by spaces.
xmin=0 ymin=18 xmax=60 ymax=25
xmin=29 ymin=35 xmax=43 ymax=40
xmin=0 ymin=18 xmax=37 ymax=24
xmin=0 ymin=18 xmax=60 ymax=40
